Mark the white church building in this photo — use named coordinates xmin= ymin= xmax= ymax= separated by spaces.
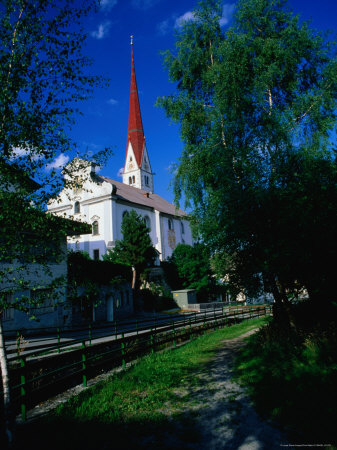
xmin=47 ymin=42 xmax=193 ymax=261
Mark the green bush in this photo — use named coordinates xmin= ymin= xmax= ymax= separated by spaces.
xmin=139 ymin=288 xmax=177 ymax=312
xmin=236 ymin=302 xmax=337 ymax=445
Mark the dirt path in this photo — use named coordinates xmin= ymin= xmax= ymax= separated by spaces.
xmin=142 ymin=329 xmax=292 ymax=450
xmin=19 ymin=329 xmax=293 ymax=449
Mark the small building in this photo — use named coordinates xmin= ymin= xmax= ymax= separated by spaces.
xmin=0 ymin=162 xmax=91 ymax=333
xmin=172 ymin=289 xmax=197 ymax=309
xmin=67 ymin=253 xmax=133 ymax=324
xmin=1 ymin=212 xmax=91 ymax=333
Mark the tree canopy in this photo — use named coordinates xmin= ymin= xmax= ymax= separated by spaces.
xmin=164 ymin=243 xmax=218 ymax=302
xmin=103 ymin=210 xmax=157 ymax=289
xmin=158 ymin=0 xmax=337 ymax=305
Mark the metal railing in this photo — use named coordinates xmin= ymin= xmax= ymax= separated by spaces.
xmin=4 ymin=304 xmax=271 ymax=422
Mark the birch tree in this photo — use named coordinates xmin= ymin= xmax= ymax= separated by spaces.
xmin=0 ymin=0 xmax=106 ymax=444
xmin=157 ymin=0 xmax=337 ymax=308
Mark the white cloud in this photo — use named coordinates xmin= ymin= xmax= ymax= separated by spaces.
xmin=132 ymin=0 xmax=160 ymax=9
xmin=100 ymin=0 xmax=117 ymax=11
xmin=90 ymin=21 xmax=111 ymax=40
xmin=220 ymin=3 xmax=235 ymax=27
xmin=107 ymin=98 xmax=118 ymax=106
xmin=45 ymin=153 xmax=69 ymax=171
xmin=157 ymin=19 xmax=170 ymax=36
xmin=117 ymin=168 xmax=124 ymax=177
xmin=173 ymin=4 xmax=235 ymax=31
xmin=175 ymin=11 xmax=195 ymax=28
xmin=10 ymin=146 xmax=43 ymax=161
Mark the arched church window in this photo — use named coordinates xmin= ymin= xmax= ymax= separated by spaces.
xmin=129 ymin=177 xmax=132 ymax=185
xmin=144 ymin=215 xmax=151 ymax=231
xmin=181 ymin=221 xmax=185 ymax=235
xmin=123 ymin=210 xmax=129 ymax=218
xmin=92 ymin=220 xmax=99 ymax=235
xmin=132 ymin=175 xmax=135 ymax=183
xmin=129 ymin=156 xmax=133 ymax=161
xmin=74 ymin=201 xmax=80 ymax=214
xmin=168 ymin=219 xmax=173 ymax=230
xmin=145 ymin=175 xmax=149 ymax=186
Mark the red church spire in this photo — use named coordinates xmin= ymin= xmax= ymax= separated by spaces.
xmin=126 ymin=37 xmax=145 ymax=168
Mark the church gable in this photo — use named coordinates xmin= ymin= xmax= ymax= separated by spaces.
xmin=141 ymin=146 xmax=152 ymax=173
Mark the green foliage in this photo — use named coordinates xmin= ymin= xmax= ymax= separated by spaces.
xmin=165 ymin=243 xmax=218 ymax=302
xmin=140 ymin=283 xmax=176 ymax=312
xmin=0 ymin=0 xmax=106 ymax=189
xmin=67 ymin=251 xmax=132 ymax=306
xmin=103 ymin=210 xmax=157 ymax=289
xmin=236 ymin=303 xmax=337 ymax=443
xmin=68 ymin=250 xmax=132 ymax=284
xmin=0 ymin=0 xmax=106 ymax=317
xmin=12 ymin=317 xmax=268 ymax=450
xmin=158 ymin=0 xmax=337 ymax=304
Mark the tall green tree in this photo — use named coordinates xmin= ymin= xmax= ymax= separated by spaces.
xmin=158 ymin=0 xmax=337 ymax=307
xmin=103 ymin=210 xmax=157 ymax=290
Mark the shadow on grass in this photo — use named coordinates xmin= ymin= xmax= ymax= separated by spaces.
xmin=11 ymin=390 xmax=289 ymax=450
xmin=12 ymin=413 xmax=202 ymax=450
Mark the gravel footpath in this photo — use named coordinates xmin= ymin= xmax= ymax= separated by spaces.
xmin=140 ymin=329 xmax=293 ymax=450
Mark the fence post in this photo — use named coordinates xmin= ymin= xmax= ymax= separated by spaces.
xmin=150 ymin=328 xmax=154 ymax=353
xmin=57 ymin=327 xmax=61 ymax=353
xmin=16 ymin=331 xmax=20 ymax=357
xmin=81 ymin=341 xmax=87 ymax=387
xmin=121 ymin=333 xmax=126 ymax=369
xmin=189 ymin=318 xmax=192 ymax=340
xmin=172 ymin=321 xmax=176 ymax=348
xmin=20 ymin=356 xmax=26 ymax=422
xmin=88 ymin=324 xmax=92 ymax=346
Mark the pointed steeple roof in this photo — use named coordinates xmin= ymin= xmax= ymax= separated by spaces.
xmin=126 ymin=39 xmax=145 ymax=168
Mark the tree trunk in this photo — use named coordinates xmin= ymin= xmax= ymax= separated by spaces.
xmin=0 ymin=314 xmax=13 ymax=446
xmin=268 ymin=275 xmax=296 ymax=328
xmin=132 ymin=268 xmax=137 ymax=290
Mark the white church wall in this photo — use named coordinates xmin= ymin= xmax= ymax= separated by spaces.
xmin=160 ymin=215 xmax=192 ymax=260
xmin=115 ymin=202 xmax=157 ymax=246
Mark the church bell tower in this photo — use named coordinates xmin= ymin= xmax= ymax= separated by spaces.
xmin=123 ymin=37 xmax=154 ymax=193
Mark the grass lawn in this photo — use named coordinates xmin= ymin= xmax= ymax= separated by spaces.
xmin=12 ymin=317 xmax=268 ymax=450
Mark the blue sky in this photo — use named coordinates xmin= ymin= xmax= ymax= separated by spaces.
xmin=59 ymin=0 xmax=337 ymax=206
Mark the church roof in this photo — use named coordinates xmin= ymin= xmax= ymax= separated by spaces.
xmin=126 ymin=43 xmax=145 ymax=168
xmin=98 ymin=175 xmax=187 ymax=217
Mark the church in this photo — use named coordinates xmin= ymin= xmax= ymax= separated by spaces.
xmin=47 ymin=42 xmax=193 ymax=261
